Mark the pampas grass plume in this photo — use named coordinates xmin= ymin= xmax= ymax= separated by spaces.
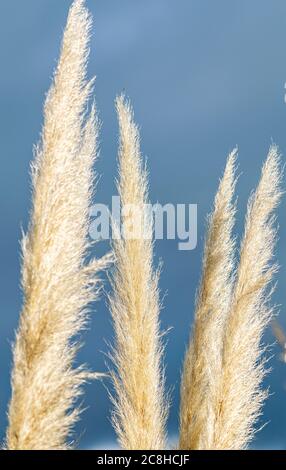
xmin=180 ymin=146 xmax=282 ymax=450
xmin=179 ymin=150 xmax=237 ymax=450
xmin=109 ymin=96 xmax=167 ymax=450
xmin=6 ymin=0 xmax=110 ymax=450
xmin=212 ymin=146 xmax=282 ymax=449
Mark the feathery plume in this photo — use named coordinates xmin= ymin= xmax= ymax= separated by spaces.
xmin=109 ymin=96 xmax=167 ymax=450
xmin=179 ymin=151 xmax=237 ymax=450
xmin=213 ymin=146 xmax=282 ymax=449
xmin=6 ymin=0 xmax=109 ymax=450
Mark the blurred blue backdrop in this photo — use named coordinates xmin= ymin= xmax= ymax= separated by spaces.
xmin=1 ymin=0 xmax=286 ymax=450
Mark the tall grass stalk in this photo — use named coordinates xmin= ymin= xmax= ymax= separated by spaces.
xmin=6 ymin=0 xmax=109 ymax=450
xmin=213 ymin=146 xmax=282 ymax=449
xmin=180 ymin=146 xmax=282 ymax=449
xmin=179 ymin=151 xmax=237 ymax=449
xmin=109 ymin=96 xmax=167 ymax=450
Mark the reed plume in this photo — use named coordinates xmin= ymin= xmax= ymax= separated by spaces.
xmin=109 ymin=96 xmax=167 ymax=450
xmin=212 ymin=146 xmax=282 ymax=449
xmin=6 ymin=0 xmax=109 ymax=450
xmin=179 ymin=151 xmax=237 ymax=450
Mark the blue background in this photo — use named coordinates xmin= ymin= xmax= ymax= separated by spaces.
xmin=1 ymin=0 xmax=286 ymax=449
